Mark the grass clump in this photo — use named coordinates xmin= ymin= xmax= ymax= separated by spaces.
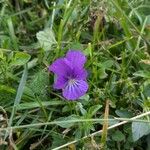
xmin=0 ymin=0 xmax=150 ymax=149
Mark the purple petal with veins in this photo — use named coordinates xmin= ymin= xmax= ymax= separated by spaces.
xmin=49 ymin=50 xmax=88 ymax=100
xmin=66 ymin=50 xmax=86 ymax=68
xmin=62 ymin=80 xmax=88 ymax=100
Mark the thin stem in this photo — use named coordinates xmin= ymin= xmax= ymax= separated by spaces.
xmin=52 ymin=111 xmax=150 ymax=150
xmin=0 ymin=113 xmax=149 ymax=131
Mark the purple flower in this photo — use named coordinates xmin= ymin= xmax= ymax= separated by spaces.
xmin=49 ymin=50 xmax=88 ymax=100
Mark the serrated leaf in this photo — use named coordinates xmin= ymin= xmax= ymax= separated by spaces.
xmin=132 ymin=122 xmax=150 ymax=141
xmin=29 ymin=71 xmax=49 ymax=95
xmin=36 ymin=28 xmax=57 ymax=51
xmin=11 ymin=52 xmax=31 ymax=66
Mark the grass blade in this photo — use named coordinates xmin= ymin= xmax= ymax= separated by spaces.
xmin=7 ymin=64 xmax=28 ymax=129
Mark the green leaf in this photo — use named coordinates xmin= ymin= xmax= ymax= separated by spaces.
xmin=133 ymin=71 xmax=150 ymax=79
xmin=55 ymin=115 xmax=79 ymax=128
xmin=99 ymin=67 xmax=108 ymax=79
xmin=51 ymin=132 xmax=68 ymax=149
xmin=69 ymin=42 xmax=83 ymax=50
xmin=29 ymin=70 xmax=49 ymax=95
xmin=79 ymin=94 xmax=90 ymax=105
xmin=132 ymin=122 xmax=150 ymax=141
xmin=94 ymin=60 xmax=114 ymax=70
xmin=16 ymin=101 xmax=65 ymax=110
xmin=0 ymin=84 xmax=15 ymax=94
xmin=11 ymin=52 xmax=31 ymax=66
xmin=94 ymin=60 xmax=114 ymax=79
xmin=102 ymin=60 xmax=114 ymax=68
xmin=87 ymin=105 xmax=102 ymax=118
xmin=36 ymin=28 xmax=57 ymax=51
xmin=115 ymin=109 xmax=133 ymax=118
xmin=76 ymin=102 xmax=87 ymax=115
xmin=112 ymin=130 xmax=125 ymax=142
xmin=0 ymin=50 xmax=3 ymax=59
xmin=143 ymin=81 xmax=150 ymax=97
xmin=7 ymin=17 xmax=18 ymax=50
xmin=8 ymin=65 xmax=28 ymax=131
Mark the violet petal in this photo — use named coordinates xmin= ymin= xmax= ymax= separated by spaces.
xmin=66 ymin=50 xmax=86 ymax=68
xmin=73 ymin=67 xmax=88 ymax=80
xmin=62 ymin=80 xmax=88 ymax=100
xmin=49 ymin=58 xmax=71 ymax=76
xmin=53 ymin=75 xmax=68 ymax=89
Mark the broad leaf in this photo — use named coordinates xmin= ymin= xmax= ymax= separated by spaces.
xmin=11 ymin=52 xmax=31 ymax=66
xmin=112 ymin=130 xmax=125 ymax=142
xmin=36 ymin=28 xmax=57 ymax=51
xmin=132 ymin=122 xmax=150 ymax=141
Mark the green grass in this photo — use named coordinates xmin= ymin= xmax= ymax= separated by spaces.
xmin=0 ymin=0 xmax=150 ymax=149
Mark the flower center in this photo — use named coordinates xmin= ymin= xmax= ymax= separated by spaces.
xmin=68 ymin=79 xmax=76 ymax=85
